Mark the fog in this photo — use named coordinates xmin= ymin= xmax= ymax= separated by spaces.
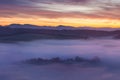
xmin=0 ymin=39 xmax=120 ymax=80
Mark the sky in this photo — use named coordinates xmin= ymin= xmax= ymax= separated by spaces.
xmin=0 ymin=0 xmax=120 ymax=28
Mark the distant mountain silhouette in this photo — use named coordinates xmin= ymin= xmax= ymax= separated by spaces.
xmin=3 ymin=24 xmax=120 ymax=31
xmin=0 ymin=24 xmax=120 ymax=42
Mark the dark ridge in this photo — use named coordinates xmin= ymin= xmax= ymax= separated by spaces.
xmin=0 ymin=25 xmax=120 ymax=42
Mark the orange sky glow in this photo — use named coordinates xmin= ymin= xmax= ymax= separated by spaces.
xmin=1 ymin=17 xmax=120 ymax=28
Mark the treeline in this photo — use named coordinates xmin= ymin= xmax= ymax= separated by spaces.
xmin=23 ymin=56 xmax=101 ymax=65
xmin=0 ymin=26 xmax=120 ymax=42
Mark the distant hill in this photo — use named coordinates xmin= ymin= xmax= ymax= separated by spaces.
xmin=3 ymin=24 xmax=120 ymax=31
xmin=0 ymin=24 xmax=120 ymax=42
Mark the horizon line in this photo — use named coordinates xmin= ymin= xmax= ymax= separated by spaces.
xmin=1 ymin=23 xmax=120 ymax=29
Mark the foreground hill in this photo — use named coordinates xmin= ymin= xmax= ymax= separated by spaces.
xmin=0 ymin=25 xmax=120 ymax=42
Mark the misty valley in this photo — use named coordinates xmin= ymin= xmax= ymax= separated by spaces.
xmin=0 ymin=39 xmax=120 ymax=80
xmin=0 ymin=0 xmax=120 ymax=79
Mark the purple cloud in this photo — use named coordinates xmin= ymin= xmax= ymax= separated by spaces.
xmin=0 ymin=0 xmax=24 ymax=5
xmin=0 ymin=0 xmax=119 ymax=21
